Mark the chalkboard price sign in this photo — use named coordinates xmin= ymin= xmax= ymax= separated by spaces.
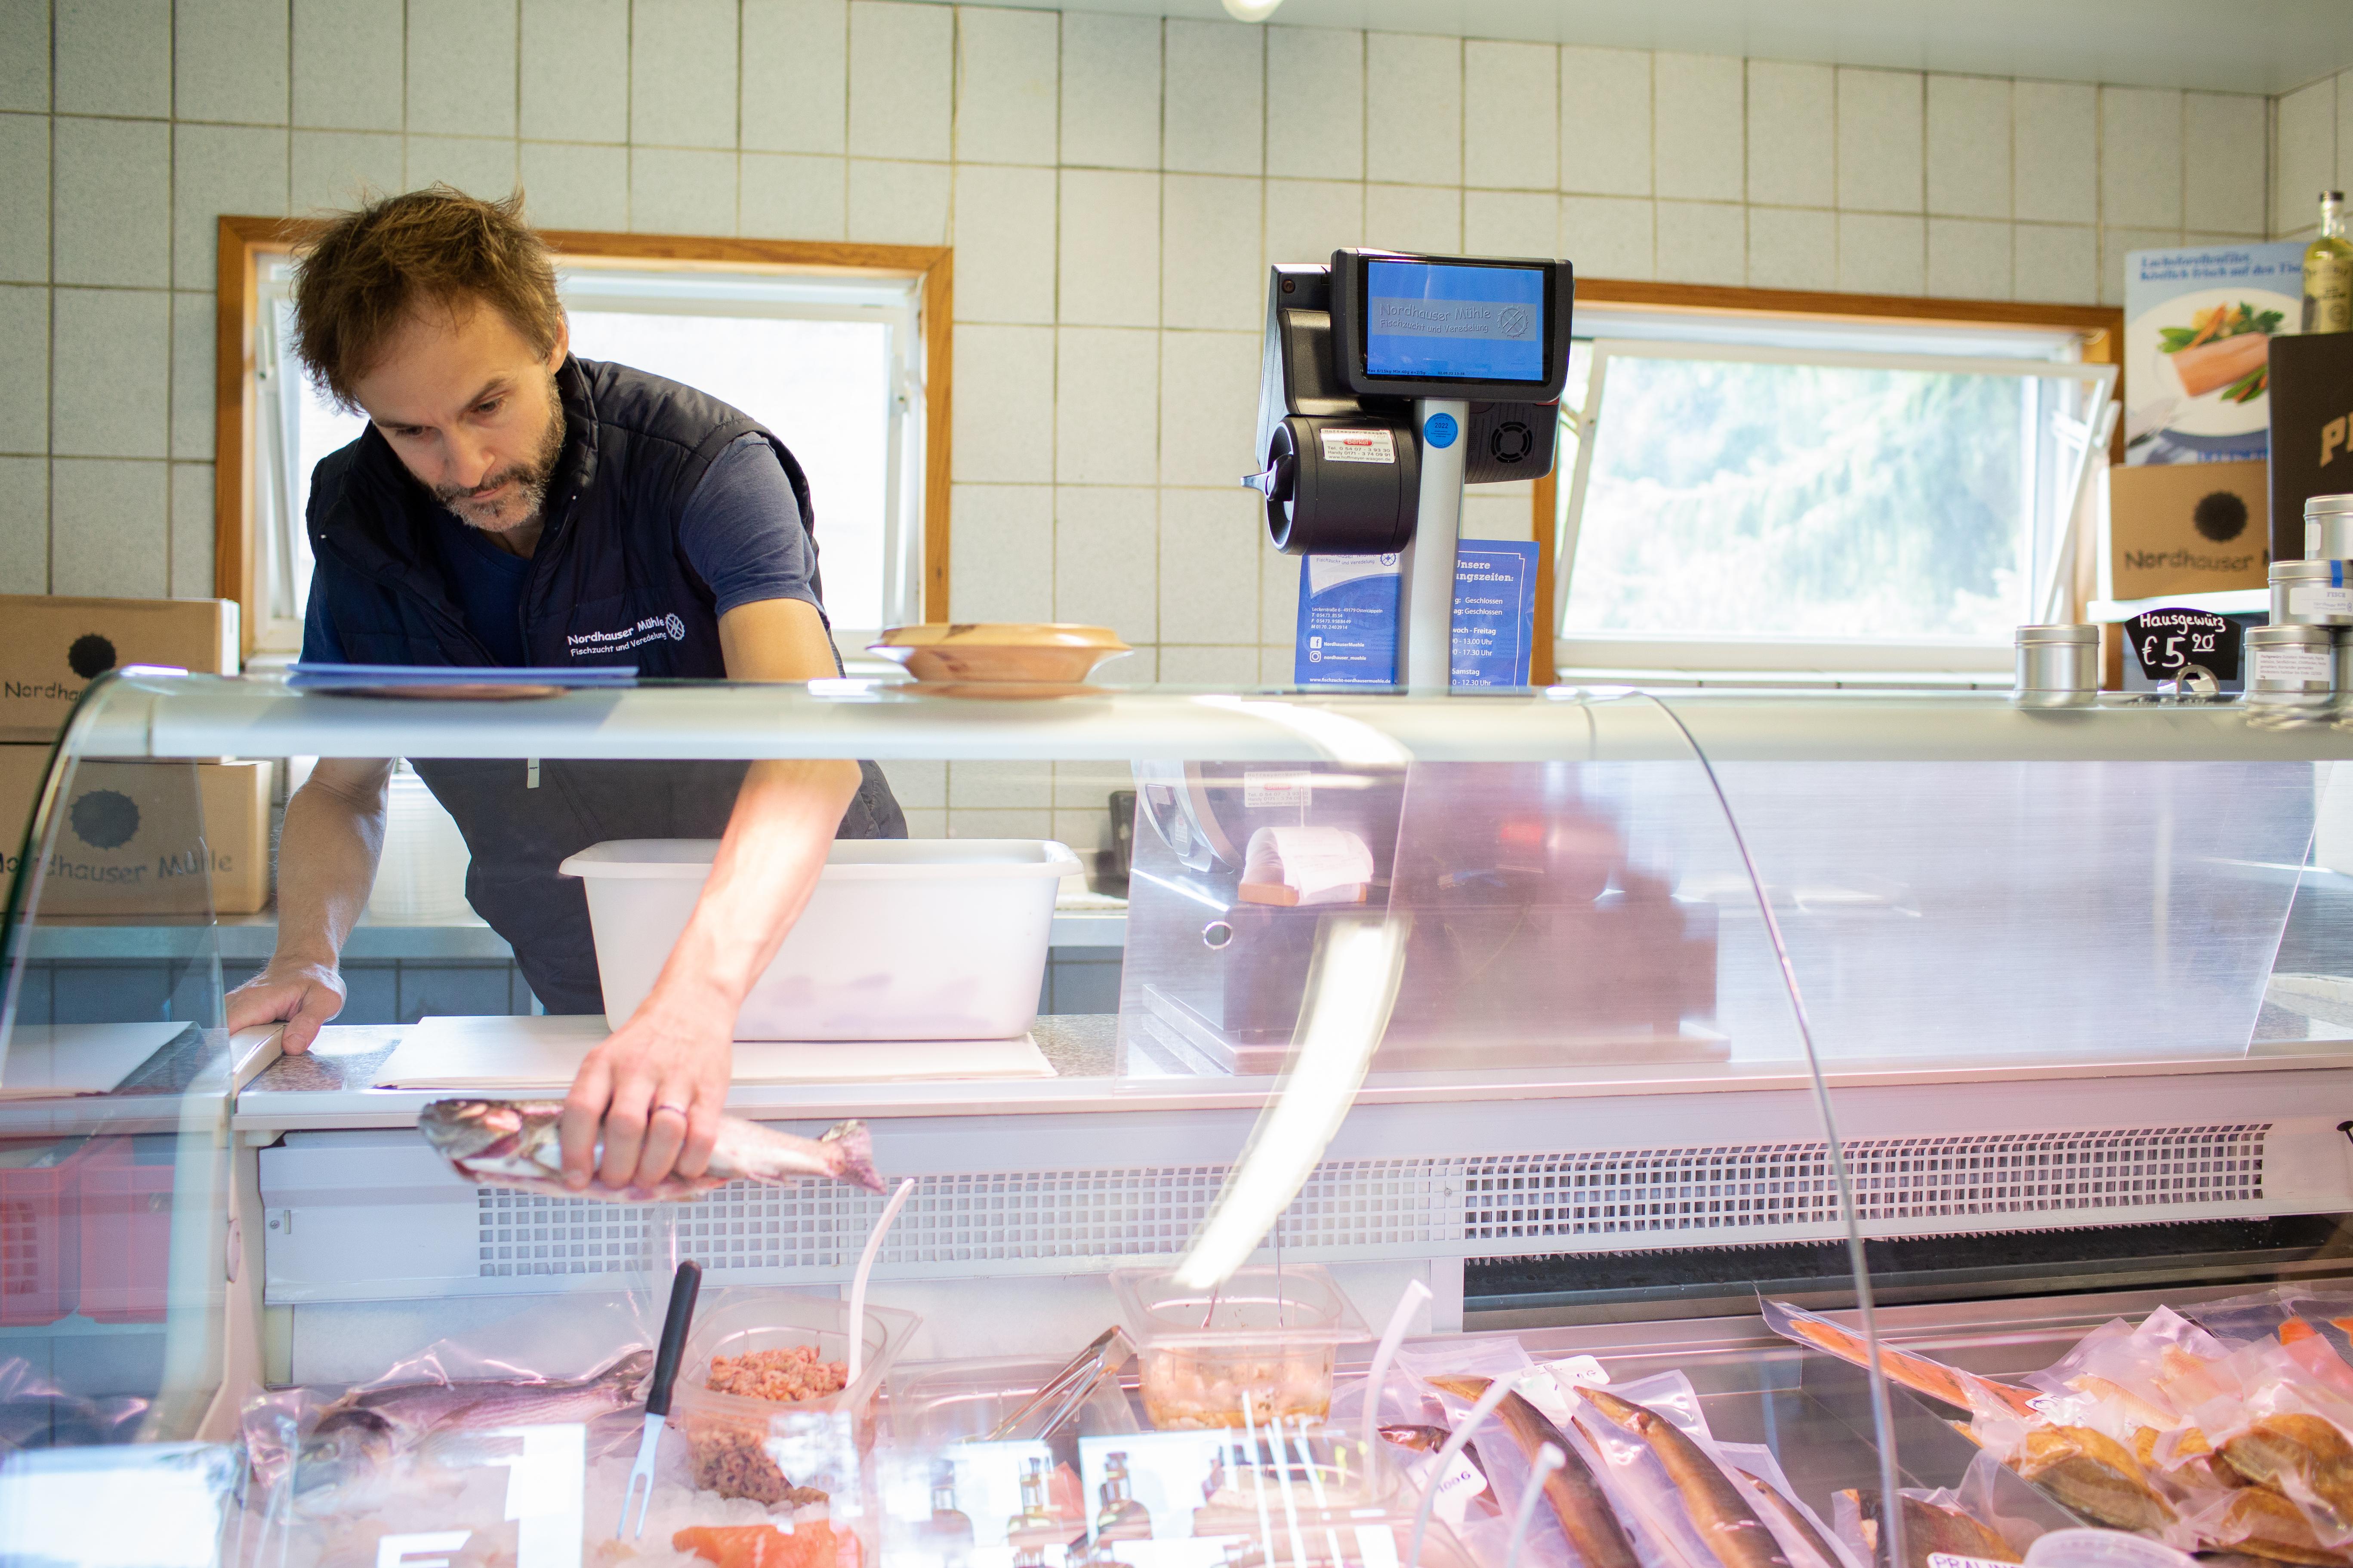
xmin=2125 ymin=607 xmax=2241 ymax=683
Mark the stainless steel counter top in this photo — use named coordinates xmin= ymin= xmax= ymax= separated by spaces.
xmin=231 ymin=1014 xmax=1126 ymax=1134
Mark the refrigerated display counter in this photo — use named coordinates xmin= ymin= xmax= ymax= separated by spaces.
xmin=4 ymin=670 xmax=2352 ymax=1567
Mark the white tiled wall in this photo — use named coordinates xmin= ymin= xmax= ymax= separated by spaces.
xmin=2270 ymin=71 xmax=2353 ymax=240
xmin=1 ymin=0 xmax=2312 ymax=708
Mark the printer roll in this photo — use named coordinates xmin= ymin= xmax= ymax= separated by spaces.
xmin=1249 ymin=413 xmax=1421 ymax=555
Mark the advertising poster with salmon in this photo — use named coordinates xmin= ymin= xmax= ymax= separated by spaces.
xmin=2125 ymin=240 xmax=2304 ymax=465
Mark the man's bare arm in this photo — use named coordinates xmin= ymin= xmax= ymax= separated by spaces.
xmin=224 ymin=757 xmax=394 ymax=1052
xmin=561 ymin=598 xmax=863 ymax=1190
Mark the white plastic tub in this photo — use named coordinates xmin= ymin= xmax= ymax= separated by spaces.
xmin=558 ymin=838 xmax=1080 ymax=1040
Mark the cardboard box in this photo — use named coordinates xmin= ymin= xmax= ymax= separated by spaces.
xmin=2268 ymin=332 xmax=2353 ymax=564
xmin=1 ymin=746 xmax=272 ymax=915
xmin=2124 ymin=240 xmax=2304 ymax=466
xmin=0 ymin=596 xmax=239 ymax=742
xmin=2107 ymin=459 xmax=2271 ymax=599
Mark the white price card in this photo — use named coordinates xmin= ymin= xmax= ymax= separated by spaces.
xmin=0 ymin=1442 xmax=235 ymax=1568
xmin=2290 ymin=585 xmax=2353 ymax=619
xmin=1320 ymin=428 xmax=1397 ymax=464
xmin=1928 ymin=1555 xmax=2019 ymax=1568
xmin=1412 ymin=1450 xmax=1492 ymax=1525
xmin=1243 ymin=770 xmax=1314 ymax=809
xmin=1548 ymin=1354 xmax=1612 ymax=1388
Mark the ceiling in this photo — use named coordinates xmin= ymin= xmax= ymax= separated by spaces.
xmin=927 ymin=0 xmax=2353 ymax=95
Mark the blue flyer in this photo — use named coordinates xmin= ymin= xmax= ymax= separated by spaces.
xmin=1294 ymin=554 xmax=1401 ymax=685
xmin=1449 ymin=542 xmax=1539 ymax=686
xmin=1294 ymin=542 xmax=1540 ymax=687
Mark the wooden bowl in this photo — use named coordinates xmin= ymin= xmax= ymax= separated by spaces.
xmin=868 ymin=623 xmax=1132 ymax=686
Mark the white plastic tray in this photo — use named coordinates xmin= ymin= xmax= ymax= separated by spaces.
xmin=560 ymin=838 xmax=1079 ymax=1041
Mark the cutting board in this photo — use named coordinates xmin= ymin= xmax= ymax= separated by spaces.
xmin=372 ymin=1014 xmax=1054 ymax=1089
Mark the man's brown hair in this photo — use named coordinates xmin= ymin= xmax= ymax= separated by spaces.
xmin=293 ymin=185 xmax=564 ymax=410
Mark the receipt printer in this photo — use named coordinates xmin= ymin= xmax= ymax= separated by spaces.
xmin=1244 ymin=250 xmax=1574 ymax=684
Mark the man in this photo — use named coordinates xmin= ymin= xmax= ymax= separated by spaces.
xmin=226 ymin=186 xmax=904 ymax=1196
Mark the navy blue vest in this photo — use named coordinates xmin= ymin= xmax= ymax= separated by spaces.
xmin=307 ymin=356 xmax=905 ymax=1014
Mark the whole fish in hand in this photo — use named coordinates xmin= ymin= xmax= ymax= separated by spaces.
xmin=1425 ymin=1377 xmax=1640 ymax=1568
xmin=1581 ymin=1385 xmax=1791 ymax=1568
xmin=419 ymin=1098 xmax=885 ymax=1199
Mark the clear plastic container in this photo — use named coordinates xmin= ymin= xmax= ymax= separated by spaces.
xmin=1110 ymin=1264 xmax=1369 ymax=1431
xmin=888 ymin=1353 xmax=1142 ymax=1448
xmin=561 ymin=838 xmax=1080 ymax=1040
xmin=670 ymin=1291 xmax=922 ymax=1504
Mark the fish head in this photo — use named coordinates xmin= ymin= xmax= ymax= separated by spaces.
xmin=601 ymin=1346 xmax=658 ymax=1400
xmin=417 ymin=1099 xmax=538 ymax=1161
xmin=1576 ymin=1385 xmax=1642 ymax=1430
xmin=1376 ymin=1425 xmax=1450 ymax=1453
xmin=293 ymin=1408 xmax=396 ymax=1517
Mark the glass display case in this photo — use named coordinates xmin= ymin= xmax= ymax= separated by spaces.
xmin=5 ymin=669 xmax=2353 ymax=1567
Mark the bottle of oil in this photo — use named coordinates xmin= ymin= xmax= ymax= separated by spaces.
xmin=2304 ymin=191 xmax=2353 ymax=333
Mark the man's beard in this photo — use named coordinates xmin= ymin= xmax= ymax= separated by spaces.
xmin=434 ymin=383 xmax=566 ymax=534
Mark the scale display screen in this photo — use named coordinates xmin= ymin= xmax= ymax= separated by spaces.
xmin=1362 ymin=260 xmax=1548 ymax=382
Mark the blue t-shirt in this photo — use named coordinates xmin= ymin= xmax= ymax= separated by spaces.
xmin=304 ymin=432 xmax=821 ymax=665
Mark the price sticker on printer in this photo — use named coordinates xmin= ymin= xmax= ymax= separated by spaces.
xmin=2125 ymin=608 xmax=2239 ymax=684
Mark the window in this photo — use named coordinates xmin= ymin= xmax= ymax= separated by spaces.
xmin=218 ymin=222 xmax=950 ymax=661
xmin=1550 ymin=299 xmax=2119 ymax=678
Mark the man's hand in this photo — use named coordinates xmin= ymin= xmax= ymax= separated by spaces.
xmin=559 ymin=983 xmax=736 ymax=1195
xmin=225 ymin=958 xmax=348 ymax=1054
xmin=248 ymin=756 xmax=390 ymax=1055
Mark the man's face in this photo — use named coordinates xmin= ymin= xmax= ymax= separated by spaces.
xmin=350 ymin=297 xmax=568 ymax=536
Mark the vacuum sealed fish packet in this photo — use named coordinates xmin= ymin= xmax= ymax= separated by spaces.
xmin=1961 ymin=1408 xmax=2180 ymax=1535
xmin=2188 ymin=1339 xmax=2353 ymax=1550
xmin=1832 ymin=1481 xmax=2022 ymax=1568
xmin=2022 ymin=1307 xmax=2234 ymax=1433
xmin=1570 ymin=1369 xmax=1873 ymax=1568
xmin=1393 ymin=1342 xmax=1676 ymax=1568
xmin=1713 ymin=1441 xmax=1863 ymax=1568
xmin=1761 ymin=1300 xmax=2039 ymax=1423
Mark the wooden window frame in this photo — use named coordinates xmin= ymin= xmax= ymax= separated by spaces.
xmin=214 ymin=217 xmax=953 ymax=658
xmin=1528 ymin=280 xmax=2123 ymax=685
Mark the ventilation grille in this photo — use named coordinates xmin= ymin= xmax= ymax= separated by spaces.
xmin=1459 ymin=1124 xmax=2270 ymax=1243
xmin=468 ymin=1125 xmax=2270 ymax=1279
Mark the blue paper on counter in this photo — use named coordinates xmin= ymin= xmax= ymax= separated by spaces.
xmin=1295 ymin=554 xmax=1402 ymax=686
xmin=287 ymin=662 xmax=638 ymax=690
xmin=1449 ymin=542 xmax=1538 ymax=687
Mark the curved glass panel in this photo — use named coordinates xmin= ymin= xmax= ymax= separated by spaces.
xmin=0 ymin=722 xmax=247 ymax=1557
xmin=15 ymin=672 xmax=2348 ymax=1565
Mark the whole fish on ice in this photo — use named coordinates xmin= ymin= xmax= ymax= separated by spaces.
xmin=417 ymin=1098 xmax=885 ymax=1199
xmin=294 ymin=1348 xmax=653 ymax=1516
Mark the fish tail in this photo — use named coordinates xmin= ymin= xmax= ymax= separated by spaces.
xmin=822 ymin=1119 xmax=886 ymax=1194
xmin=2284 ymin=1318 xmax=2320 ymax=1346
xmin=1427 ymin=1375 xmax=1492 ymax=1402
